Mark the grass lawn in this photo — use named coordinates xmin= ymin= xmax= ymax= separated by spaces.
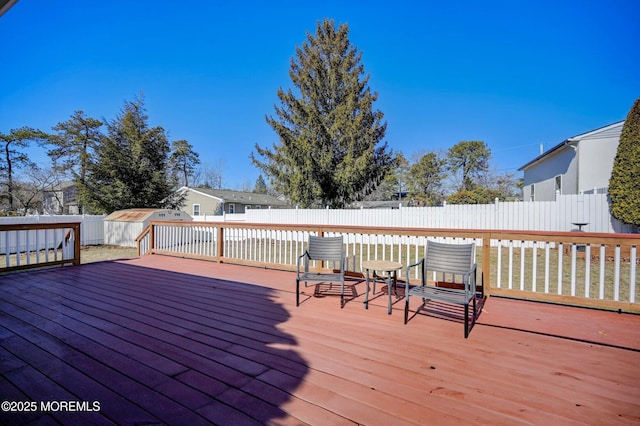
xmin=0 ymin=245 xmax=139 ymax=269
xmin=79 ymin=245 xmax=139 ymax=263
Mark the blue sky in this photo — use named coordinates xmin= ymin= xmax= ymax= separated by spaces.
xmin=1 ymin=0 xmax=639 ymax=190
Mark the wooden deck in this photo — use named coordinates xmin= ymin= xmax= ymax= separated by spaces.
xmin=1 ymin=255 xmax=639 ymax=425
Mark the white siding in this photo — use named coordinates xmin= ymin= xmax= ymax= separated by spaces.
xmin=104 ymin=221 xmax=145 ymax=247
xmin=578 ymin=135 xmax=619 ymax=192
xmin=523 ymin=147 xmax=576 ymax=201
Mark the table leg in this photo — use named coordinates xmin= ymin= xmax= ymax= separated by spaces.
xmin=393 ymin=270 xmax=398 ymax=295
xmin=387 ymin=273 xmax=392 ymax=314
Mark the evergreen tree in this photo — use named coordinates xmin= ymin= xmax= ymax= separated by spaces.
xmin=447 ymin=141 xmax=491 ymax=191
xmin=609 ymin=98 xmax=640 ymax=227
xmin=48 ymin=111 xmax=103 ymax=213
xmin=169 ymin=139 xmax=200 ymax=187
xmin=86 ymin=96 xmax=183 ymax=213
xmin=0 ymin=127 xmax=48 ymax=212
xmin=251 ymin=19 xmax=394 ymax=208
xmin=254 ymin=175 xmax=268 ymax=194
xmin=407 ymin=151 xmax=445 ymax=206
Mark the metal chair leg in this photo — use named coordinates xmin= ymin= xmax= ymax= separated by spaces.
xmin=404 ymin=297 xmax=409 ymax=324
xmin=464 ymin=303 xmax=469 ymax=338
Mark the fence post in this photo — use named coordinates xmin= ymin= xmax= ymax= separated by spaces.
xmin=217 ymin=226 xmax=224 ymax=263
xmin=74 ymin=223 xmax=81 ymax=266
xmin=150 ymin=223 xmax=155 ymax=252
xmin=482 ymin=232 xmax=491 ymax=297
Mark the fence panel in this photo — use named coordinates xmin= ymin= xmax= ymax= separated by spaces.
xmin=192 ymin=194 xmax=636 ymax=234
xmin=0 ymin=215 xmax=105 ymax=248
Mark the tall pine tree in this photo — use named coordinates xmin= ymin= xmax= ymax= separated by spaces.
xmin=447 ymin=141 xmax=491 ymax=192
xmin=252 ymin=19 xmax=394 ymax=208
xmin=169 ymin=139 xmax=200 ymax=188
xmin=48 ymin=111 xmax=103 ymax=213
xmin=609 ymin=98 xmax=640 ymax=227
xmin=86 ymin=96 xmax=182 ymax=213
xmin=253 ymin=175 xmax=268 ymax=194
xmin=0 ymin=127 xmax=48 ymax=212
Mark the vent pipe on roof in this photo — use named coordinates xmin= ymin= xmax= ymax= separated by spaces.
xmin=540 ymin=143 xmax=543 ymax=155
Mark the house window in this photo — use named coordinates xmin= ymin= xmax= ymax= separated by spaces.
xmin=530 ymin=184 xmax=535 ymax=201
xmin=555 ymin=175 xmax=562 ymax=194
xmin=228 ymin=203 xmax=235 ymax=214
xmin=193 ymin=204 xmax=200 ymax=216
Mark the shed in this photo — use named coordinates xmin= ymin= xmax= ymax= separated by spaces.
xmin=104 ymin=208 xmax=192 ymax=247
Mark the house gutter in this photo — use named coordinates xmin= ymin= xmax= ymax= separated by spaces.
xmin=518 ymin=140 xmax=567 ymax=171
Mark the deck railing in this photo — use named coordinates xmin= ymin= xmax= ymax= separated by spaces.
xmin=138 ymin=220 xmax=639 ymax=313
xmin=0 ymin=222 xmax=81 ymax=273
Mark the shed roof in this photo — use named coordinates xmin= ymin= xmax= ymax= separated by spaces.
xmin=104 ymin=208 xmax=167 ymax=223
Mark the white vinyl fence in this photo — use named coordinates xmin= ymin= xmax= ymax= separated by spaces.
xmin=194 ymin=194 xmax=636 ymax=234
xmin=0 ymin=215 xmax=105 ymax=251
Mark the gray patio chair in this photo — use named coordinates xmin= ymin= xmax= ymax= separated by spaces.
xmin=404 ymin=240 xmax=478 ymax=338
xmin=296 ymin=235 xmax=346 ymax=308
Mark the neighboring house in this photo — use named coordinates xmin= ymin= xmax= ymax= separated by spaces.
xmin=42 ymin=181 xmax=79 ymax=214
xmin=178 ymin=187 xmax=289 ymax=216
xmin=518 ymin=121 xmax=624 ymax=201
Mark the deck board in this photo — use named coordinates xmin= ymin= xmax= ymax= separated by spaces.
xmin=1 ymin=254 xmax=639 ymax=425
